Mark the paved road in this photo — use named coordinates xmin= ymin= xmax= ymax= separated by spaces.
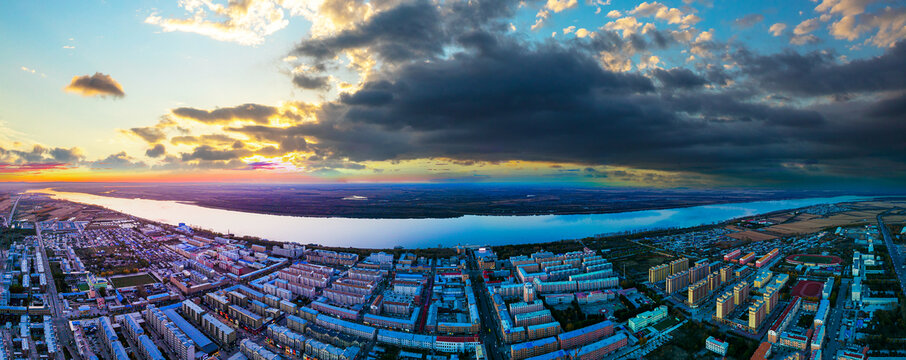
xmin=877 ymin=215 xmax=906 ymax=296
xmin=822 ymin=278 xmax=850 ymax=360
xmin=5 ymin=195 xmax=21 ymax=227
xmin=35 ymin=223 xmax=83 ymax=360
xmin=467 ymin=252 xmax=504 ymax=360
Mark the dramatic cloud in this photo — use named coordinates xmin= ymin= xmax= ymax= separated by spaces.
xmin=13 ymin=0 xmax=903 ymax=185
xmin=49 ymin=147 xmax=83 ymax=163
xmin=170 ymin=134 xmax=240 ymax=146
xmin=64 ymin=73 xmax=125 ymax=98
xmin=181 ymin=145 xmax=249 ymax=161
xmin=292 ymin=73 xmax=330 ymax=90
xmin=0 ymin=145 xmax=83 ymax=165
xmin=294 ymin=1 xmax=445 ymax=63
xmin=127 ymin=126 xmax=166 ymax=143
xmin=651 ymin=68 xmax=708 ymax=89
xmin=171 ymin=104 xmax=277 ymax=124
xmin=146 ymin=144 xmax=166 ymax=158
xmin=89 ymin=152 xmax=147 ymax=169
xmin=238 ymin=29 xmax=906 ymax=182
xmin=736 ymin=40 xmax=906 ymax=96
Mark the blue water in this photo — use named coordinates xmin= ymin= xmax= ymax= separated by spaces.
xmin=31 ymin=189 xmax=867 ymax=248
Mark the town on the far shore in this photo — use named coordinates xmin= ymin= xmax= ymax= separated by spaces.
xmin=0 ymin=193 xmax=905 ymax=360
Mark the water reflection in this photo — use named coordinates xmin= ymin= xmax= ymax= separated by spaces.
xmin=29 ymin=188 xmax=868 ymax=248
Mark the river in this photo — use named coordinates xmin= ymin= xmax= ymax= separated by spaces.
xmin=28 ymin=188 xmax=868 ymax=248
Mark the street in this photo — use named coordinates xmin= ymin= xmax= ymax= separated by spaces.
xmin=822 ymin=278 xmax=850 ymax=360
xmin=35 ymin=222 xmax=83 ymax=360
xmin=5 ymin=195 xmax=20 ymax=227
xmin=877 ymin=215 xmax=906 ymax=296
xmin=467 ymin=253 xmax=504 ymax=360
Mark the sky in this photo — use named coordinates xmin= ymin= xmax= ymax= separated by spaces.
xmin=0 ymin=0 xmax=904 ymax=188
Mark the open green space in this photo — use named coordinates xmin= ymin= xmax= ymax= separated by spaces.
xmin=109 ymin=273 xmax=158 ymax=288
xmin=788 ymin=254 xmax=840 ymax=264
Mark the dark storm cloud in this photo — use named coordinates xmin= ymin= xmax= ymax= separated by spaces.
xmin=294 ymin=0 xmax=527 ymax=66
xmin=269 ymin=32 xmax=906 ymax=182
xmin=294 ymin=1 xmax=446 ymax=63
xmin=146 ymin=144 xmax=166 ymax=158
xmin=292 ymin=73 xmax=330 ymax=90
xmin=180 ymin=145 xmax=249 ymax=161
xmin=172 ymin=104 xmax=277 ymax=124
xmin=663 ymin=92 xmax=826 ymax=128
xmin=64 ymin=72 xmax=125 ymax=98
xmin=868 ymin=92 xmax=906 ymax=118
xmin=215 ymin=0 xmax=906 ymax=184
xmin=170 ymin=134 xmax=239 ymax=146
xmin=651 ymin=68 xmax=708 ymax=89
xmin=339 ymin=82 xmax=394 ymax=106
xmin=736 ymin=41 xmax=906 ymax=96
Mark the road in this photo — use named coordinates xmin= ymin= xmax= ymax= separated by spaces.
xmin=877 ymin=215 xmax=906 ymax=296
xmin=467 ymin=252 xmax=504 ymax=360
xmin=35 ymin=223 xmax=83 ymax=360
xmin=822 ymin=278 xmax=850 ymax=360
xmin=5 ymin=195 xmax=21 ymax=227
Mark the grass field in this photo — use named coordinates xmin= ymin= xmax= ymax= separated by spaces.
xmin=787 ymin=254 xmax=841 ymax=265
xmin=793 ymin=255 xmax=834 ymax=263
xmin=109 ymin=273 xmax=158 ymax=288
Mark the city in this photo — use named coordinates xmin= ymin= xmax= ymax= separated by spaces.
xmin=1 ymin=192 xmax=905 ymax=360
xmin=3 ymin=0 xmax=906 ymax=359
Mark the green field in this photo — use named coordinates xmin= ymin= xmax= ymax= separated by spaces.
xmin=790 ymin=255 xmax=840 ymax=264
xmin=109 ymin=273 xmax=158 ymax=288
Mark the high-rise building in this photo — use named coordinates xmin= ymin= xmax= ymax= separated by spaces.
xmin=688 ymin=279 xmax=709 ymax=307
xmin=648 ymin=264 xmax=669 ymax=283
xmin=763 ymin=286 xmax=780 ymax=314
xmin=666 ymin=270 xmax=690 ymax=294
xmin=720 ymin=265 xmax=735 ymax=283
xmin=689 ymin=263 xmax=709 ymax=283
xmin=707 ymin=272 xmax=721 ymax=292
xmin=716 ymin=291 xmax=735 ymax=319
xmin=748 ymin=299 xmax=766 ymax=330
xmin=670 ymin=258 xmax=689 ymax=274
xmin=734 ymin=281 xmax=750 ymax=306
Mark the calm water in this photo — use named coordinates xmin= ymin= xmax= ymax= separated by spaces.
xmin=30 ymin=189 xmax=867 ymax=248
